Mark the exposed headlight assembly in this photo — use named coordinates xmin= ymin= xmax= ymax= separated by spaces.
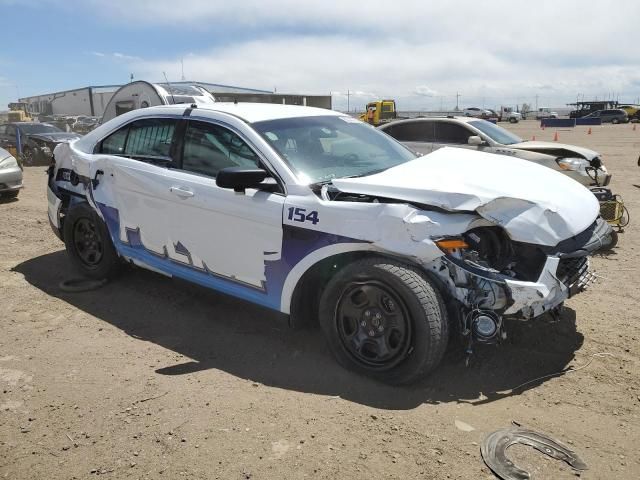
xmin=556 ymin=157 xmax=589 ymax=174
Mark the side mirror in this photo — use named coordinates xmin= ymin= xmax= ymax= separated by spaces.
xmin=216 ymin=167 xmax=270 ymax=193
xmin=468 ymin=135 xmax=484 ymax=146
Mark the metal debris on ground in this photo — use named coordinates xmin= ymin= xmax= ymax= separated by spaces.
xmin=480 ymin=427 xmax=588 ymax=480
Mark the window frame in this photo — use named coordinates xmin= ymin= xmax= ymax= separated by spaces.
xmin=176 ymin=118 xmax=285 ymax=195
xmin=96 ymin=116 xmax=182 ymax=167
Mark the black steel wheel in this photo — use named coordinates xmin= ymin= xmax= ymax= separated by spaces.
xmin=72 ymin=217 xmax=104 ymax=268
xmin=63 ymin=203 xmax=120 ymax=280
xmin=319 ymin=257 xmax=449 ymax=384
xmin=336 ymin=282 xmax=412 ymax=370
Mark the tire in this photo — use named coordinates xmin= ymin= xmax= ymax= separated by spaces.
xmin=602 ymin=230 xmax=618 ymax=250
xmin=612 ymin=118 xmax=619 ymax=124
xmin=1 ymin=190 xmax=19 ymax=199
xmin=318 ymin=257 xmax=449 ymax=384
xmin=509 ymin=117 xmax=517 ymax=123
xmin=63 ymin=202 xmax=120 ymax=280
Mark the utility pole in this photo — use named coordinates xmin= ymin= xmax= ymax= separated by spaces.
xmin=181 ymin=58 xmax=185 ymax=81
xmin=455 ymin=92 xmax=461 ymax=111
xmin=347 ymin=89 xmax=350 ymax=113
xmin=535 ymin=94 xmax=539 ymax=111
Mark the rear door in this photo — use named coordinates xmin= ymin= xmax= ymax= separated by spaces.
xmin=90 ymin=117 xmax=182 ymax=258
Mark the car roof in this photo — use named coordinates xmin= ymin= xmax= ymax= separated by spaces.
xmin=379 ymin=116 xmax=481 ymax=128
xmin=122 ymin=103 xmax=344 ymax=124
xmin=74 ymin=103 xmax=346 ymax=154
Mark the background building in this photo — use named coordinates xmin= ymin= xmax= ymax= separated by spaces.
xmin=19 ymin=81 xmax=331 ymax=118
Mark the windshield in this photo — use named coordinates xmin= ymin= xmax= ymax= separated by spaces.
xmin=18 ymin=123 xmax=62 ymax=134
xmin=468 ymin=120 xmax=522 ymax=145
xmin=253 ymin=115 xmax=416 ymax=184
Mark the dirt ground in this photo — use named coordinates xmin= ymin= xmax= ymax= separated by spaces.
xmin=1 ymin=120 xmax=639 ymax=479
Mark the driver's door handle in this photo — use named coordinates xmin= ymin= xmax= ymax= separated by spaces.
xmin=170 ymin=186 xmax=194 ymax=198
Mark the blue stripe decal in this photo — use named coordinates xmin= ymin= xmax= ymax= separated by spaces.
xmin=96 ymin=203 xmax=365 ymax=311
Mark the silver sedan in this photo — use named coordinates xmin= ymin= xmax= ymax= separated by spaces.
xmin=0 ymin=147 xmax=23 ymax=199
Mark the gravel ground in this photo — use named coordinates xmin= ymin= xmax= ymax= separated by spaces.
xmin=1 ymin=120 xmax=639 ymax=479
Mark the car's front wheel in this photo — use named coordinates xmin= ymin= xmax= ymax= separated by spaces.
xmin=63 ymin=202 xmax=120 ymax=280
xmin=319 ymin=257 xmax=449 ymax=384
xmin=612 ymin=118 xmax=620 ymax=124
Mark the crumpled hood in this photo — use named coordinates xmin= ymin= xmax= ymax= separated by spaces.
xmin=28 ymin=132 xmax=81 ymax=144
xmin=510 ymin=141 xmax=599 ymax=161
xmin=332 ymin=147 xmax=599 ymax=247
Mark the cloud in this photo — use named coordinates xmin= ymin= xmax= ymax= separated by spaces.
xmin=414 ymin=85 xmax=438 ymax=97
xmin=6 ymin=0 xmax=640 ymax=109
xmin=90 ymin=51 xmax=141 ymax=61
xmin=127 ymin=32 xmax=640 ymax=110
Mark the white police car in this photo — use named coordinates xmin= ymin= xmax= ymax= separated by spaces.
xmin=47 ymin=103 xmax=612 ymax=384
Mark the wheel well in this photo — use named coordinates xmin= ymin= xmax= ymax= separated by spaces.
xmin=288 ymin=251 xmax=365 ymax=328
xmin=288 ymin=250 xmax=428 ymax=329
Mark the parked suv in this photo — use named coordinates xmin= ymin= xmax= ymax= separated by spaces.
xmin=48 ymin=104 xmax=611 ymax=384
xmin=583 ymin=109 xmax=629 ymax=124
xmin=379 ymin=117 xmax=610 ymax=186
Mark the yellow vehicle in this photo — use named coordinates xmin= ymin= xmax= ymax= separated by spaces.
xmin=359 ymin=99 xmax=397 ymax=126
xmin=7 ymin=102 xmax=33 ymax=123
xmin=618 ymin=104 xmax=640 ymax=118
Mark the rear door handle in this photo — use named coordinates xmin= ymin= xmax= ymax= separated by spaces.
xmin=170 ymin=186 xmax=194 ymax=198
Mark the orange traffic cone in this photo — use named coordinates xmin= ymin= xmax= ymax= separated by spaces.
xmin=553 ymin=131 xmax=559 ymax=141
xmin=587 ymin=127 xmax=592 ymax=135
xmin=532 ymin=135 xmax=536 ymax=141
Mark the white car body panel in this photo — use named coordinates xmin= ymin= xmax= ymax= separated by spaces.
xmin=332 ymin=147 xmax=599 ymax=246
xmin=49 ymin=104 xmax=605 ymax=321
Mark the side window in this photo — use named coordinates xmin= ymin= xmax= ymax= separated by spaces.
xmin=181 ymin=121 xmax=260 ymax=177
xmin=99 ymin=118 xmax=177 ymax=159
xmin=100 ymin=127 xmax=128 ymax=154
xmin=386 ymin=122 xmax=435 ymax=142
xmin=125 ymin=119 xmax=176 ymax=158
xmin=434 ymin=122 xmax=473 ymax=144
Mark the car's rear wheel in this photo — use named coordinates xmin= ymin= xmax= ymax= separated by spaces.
xmin=319 ymin=257 xmax=449 ymax=384
xmin=63 ymin=202 xmax=120 ymax=280
xmin=1 ymin=190 xmax=19 ymax=199
xmin=612 ymin=118 xmax=620 ymax=124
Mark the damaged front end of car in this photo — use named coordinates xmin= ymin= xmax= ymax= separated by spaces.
xmin=423 ymin=218 xmax=609 ymax=349
xmin=330 ymin=147 xmax=614 ymax=353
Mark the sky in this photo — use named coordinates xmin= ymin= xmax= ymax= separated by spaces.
xmin=1 ymin=0 xmax=640 ymax=112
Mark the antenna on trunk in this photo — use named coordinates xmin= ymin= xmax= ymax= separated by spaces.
xmin=162 ymin=72 xmax=176 ymax=105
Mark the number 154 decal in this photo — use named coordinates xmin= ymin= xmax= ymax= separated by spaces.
xmin=287 ymin=207 xmax=320 ymax=225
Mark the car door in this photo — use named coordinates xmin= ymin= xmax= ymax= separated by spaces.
xmin=384 ymin=120 xmax=434 ymax=155
xmin=90 ymin=116 xmax=182 ymax=257
xmin=432 ymin=121 xmax=478 ymax=152
xmin=165 ymin=119 xmax=285 ymax=295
